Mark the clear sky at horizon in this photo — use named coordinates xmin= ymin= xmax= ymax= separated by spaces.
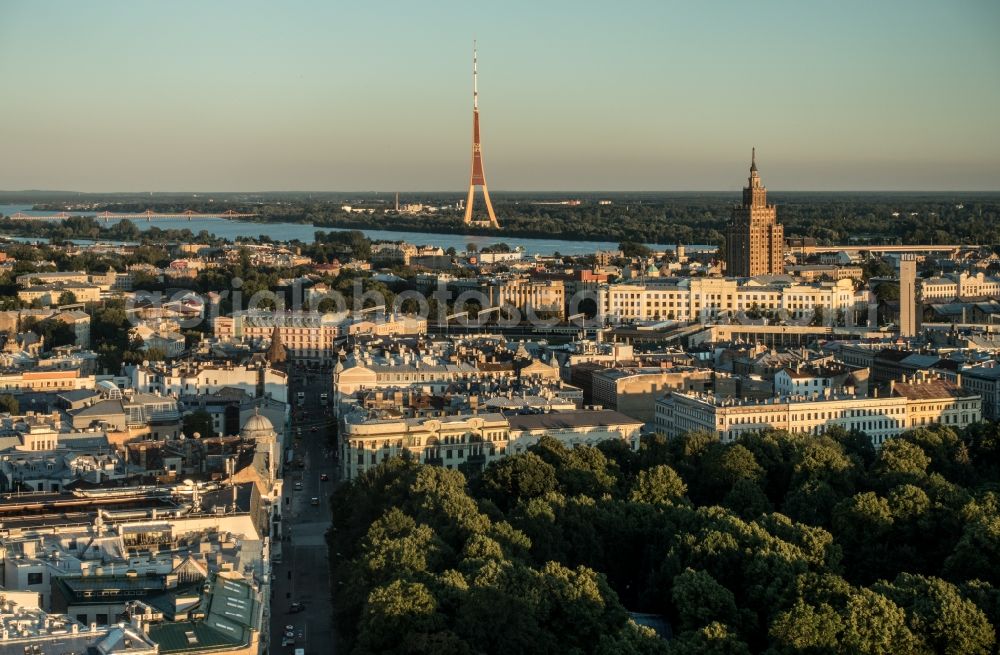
xmin=1 ymin=0 xmax=998 ymax=192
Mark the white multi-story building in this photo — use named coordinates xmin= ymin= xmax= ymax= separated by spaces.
xmin=128 ymin=363 xmax=288 ymax=405
xmin=960 ymin=365 xmax=1000 ymax=420
xmin=487 ymin=277 xmax=566 ymax=319
xmin=214 ymin=312 xmax=426 ymax=364
xmin=214 ymin=312 xmax=343 ymax=364
xmin=590 ymin=367 xmax=713 ymax=423
xmin=333 ymin=353 xmax=511 ymax=416
xmin=340 ymin=408 xmax=642 ymax=479
xmin=18 ymin=283 xmax=102 ymax=306
xmin=15 ymin=271 xmax=90 ymax=288
xmin=0 ymin=600 xmax=157 ymax=655
xmin=0 ymin=369 xmax=96 ymax=394
xmin=597 ymin=277 xmax=858 ymax=323
xmin=655 ymin=375 xmax=980 ymax=447
xmin=773 ymin=364 xmax=863 ymax=397
xmin=0 ymin=309 xmax=95 ymax=348
xmin=920 ymin=272 xmax=1000 ymax=301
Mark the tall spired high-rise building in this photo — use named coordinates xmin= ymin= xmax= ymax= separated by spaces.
xmin=463 ymin=42 xmax=500 ymax=228
xmin=725 ymin=149 xmax=784 ymax=277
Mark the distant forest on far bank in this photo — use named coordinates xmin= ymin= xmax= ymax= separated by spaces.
xmin=4 ymin=191 xmax=1000 ymax=247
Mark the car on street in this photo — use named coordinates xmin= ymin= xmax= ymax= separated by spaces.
xmin=310 ymin=497 xmax=320 ymax=506
xmin=320 ymin=473 xmax=329 ymax=481
xmin=288 ymin=603 xmax=305 ymax=613
xmin=294 ymin=482 xmax=302 ymax=491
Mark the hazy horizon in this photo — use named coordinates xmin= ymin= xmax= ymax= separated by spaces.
xmin=1 ymin=0 xmax=998 ymax=192
xmin=3 ymin=188 xmax=1000 ymax=195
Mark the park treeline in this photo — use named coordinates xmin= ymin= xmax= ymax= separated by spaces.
xmin=19 ymin=193 xmax=1000 ymax=247
xmin=312 ymin=197 xmax=1000 ymax=247
xmin=329 ymin=423 xmax=1000 ymax=654
xmin=0 ymin=215 xmax=224 ymax=245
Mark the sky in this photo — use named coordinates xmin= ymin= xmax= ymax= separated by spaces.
xmin=1 ymin=0 xmax=998 ymax=192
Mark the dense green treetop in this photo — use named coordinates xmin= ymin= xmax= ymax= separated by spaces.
xmin=329 ymin=425 xmax=1000 ymax=653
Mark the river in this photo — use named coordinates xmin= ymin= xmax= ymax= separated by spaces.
xmin=0 ymin=204 xmax=713 ymax=256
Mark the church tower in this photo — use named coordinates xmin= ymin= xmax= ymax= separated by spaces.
xmin=725 ymin=149 xmax=784 ymax=277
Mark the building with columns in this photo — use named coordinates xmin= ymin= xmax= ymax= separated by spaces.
xmin=725 ymin=149 xmax=784 ymax=277
xmin=655 ymin=373 xmax=980 ymax=447
xmin=596 ymin=277 xmax=858 ymax=324
xmin=340 ymin=409 xmax=642 ymax=480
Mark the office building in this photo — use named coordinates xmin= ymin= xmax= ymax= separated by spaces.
xmin=656 ymin=373 xmax=980 ymax=447
xmin=725 ymin=149 xmax=784 ymax=277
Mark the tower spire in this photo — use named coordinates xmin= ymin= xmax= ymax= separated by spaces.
xmin=727 ymin=148 xmax=782 ymax=277
xmin=463 ymin=41 xmax=499 ymax=229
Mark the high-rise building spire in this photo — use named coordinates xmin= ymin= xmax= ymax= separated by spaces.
xmin=463 ymin=41 xmax=500 ymax=228
xmin=726 ymin=149 xmax=783 ymax=277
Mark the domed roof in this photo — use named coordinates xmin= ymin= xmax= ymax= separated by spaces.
xmin=240 ymin=410 xmax=275 ymax=440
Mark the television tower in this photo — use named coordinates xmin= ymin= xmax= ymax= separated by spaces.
xmin=463 ymin=41 xmax=500 ymax=228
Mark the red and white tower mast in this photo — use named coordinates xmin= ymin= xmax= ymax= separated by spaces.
xmin=463 ymin=41 xmax=500 ymax=228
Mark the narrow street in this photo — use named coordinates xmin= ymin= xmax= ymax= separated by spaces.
xmin=269 ymin=366 xmax=336 ymax=655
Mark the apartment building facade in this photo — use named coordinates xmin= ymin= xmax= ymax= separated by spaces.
xmin=341 ymin=409 xmax=642 ymax=479
xmin=597 ymin=277 xmax=857 ymax=324
xmin=656 ymin=376 xmax=979 ymax=447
